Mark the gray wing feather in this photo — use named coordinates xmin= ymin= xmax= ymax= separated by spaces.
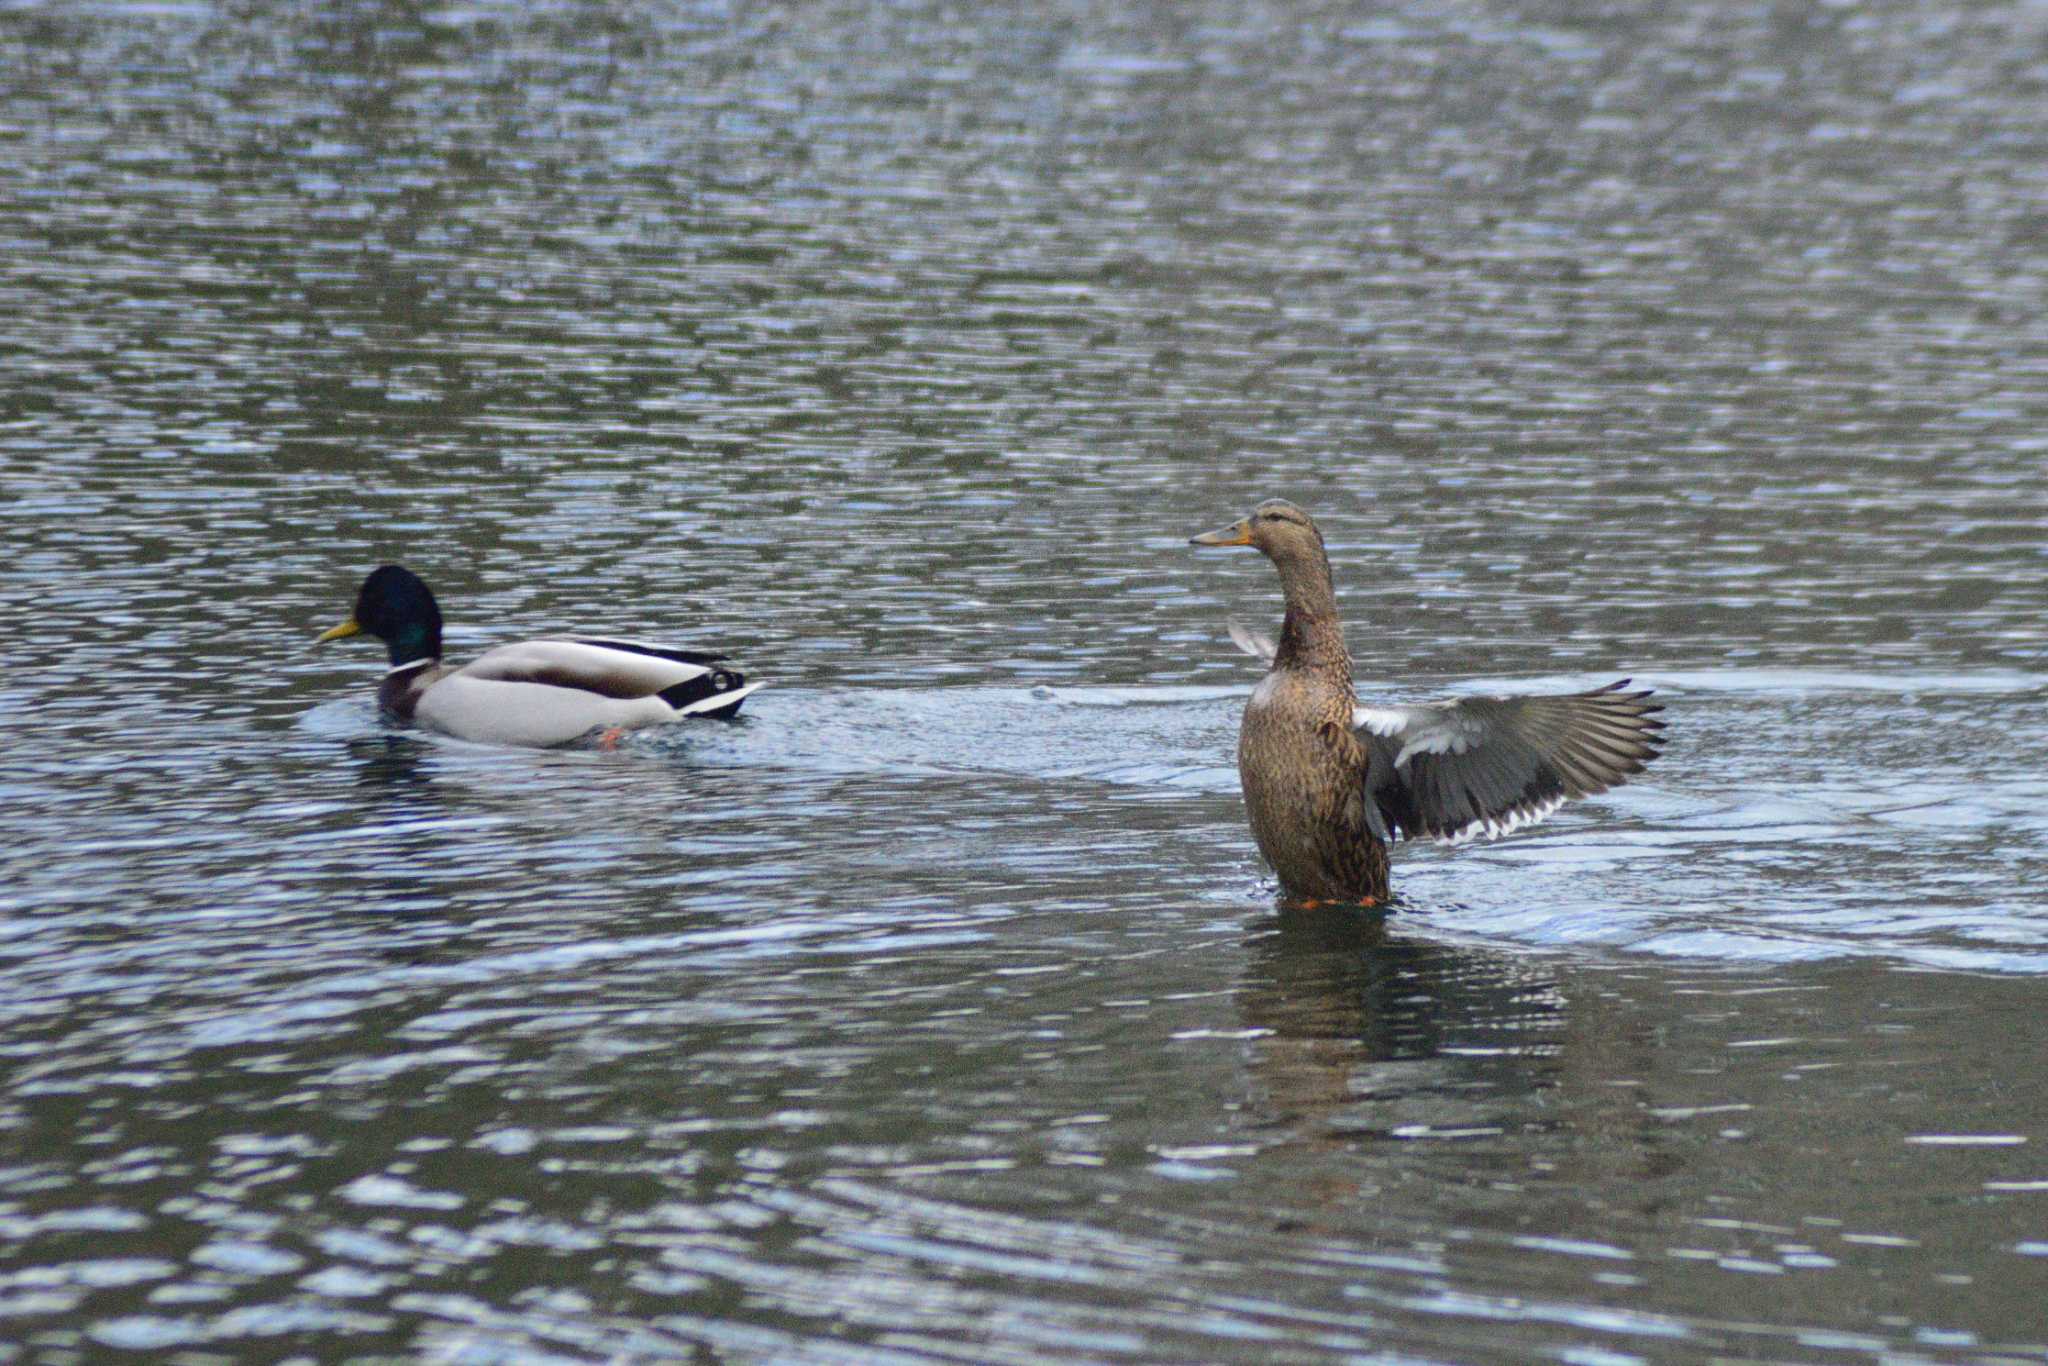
xmin=1356 ymin=681 xmax=1665 ymax=844
xmin=1228 ymin=621 xmax=1277 ymax=664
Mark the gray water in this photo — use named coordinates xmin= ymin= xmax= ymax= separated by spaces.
xmin=4 ymin=0 xmax=2048 ymax=1360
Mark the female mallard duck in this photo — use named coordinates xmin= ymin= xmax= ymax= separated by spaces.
xmin=1191 ymin=499 xmax=1664 ymax=906
xmin=315 ymin=565 xmax=761 ymax=746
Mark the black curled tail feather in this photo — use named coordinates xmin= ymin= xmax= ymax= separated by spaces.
xmin=658 ymin=667 xmax=745 ymax=711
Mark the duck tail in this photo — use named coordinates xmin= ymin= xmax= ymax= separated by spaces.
xmin=662 ymin=668 xmax=762 ymax=718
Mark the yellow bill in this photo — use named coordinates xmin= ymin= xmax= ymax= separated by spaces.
xmin=315 ymin=618 xmax=362 ymax=644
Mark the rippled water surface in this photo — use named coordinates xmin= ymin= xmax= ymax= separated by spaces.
xmin=5 ymin=0 xmax=2048 ymax=1360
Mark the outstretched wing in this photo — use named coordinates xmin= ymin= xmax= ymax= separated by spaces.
xmin=1355 ymin=681 xmax=1664 ymax=844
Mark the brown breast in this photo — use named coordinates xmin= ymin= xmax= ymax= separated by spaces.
xmin=1237 ymin=668 xmax=1387 ymax=903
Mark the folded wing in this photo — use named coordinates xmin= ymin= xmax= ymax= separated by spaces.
xmin=455 ymin=638 xmax=759 ymax=723
xmin=1355 ymin=681 xmax=1664 ymax=844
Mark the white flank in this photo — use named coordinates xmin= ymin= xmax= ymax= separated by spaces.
xmin=417 ymin=674 xmax=676 ymax=746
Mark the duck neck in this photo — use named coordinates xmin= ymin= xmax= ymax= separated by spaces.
xmin=385 ymin=620 xmax=441 ymax=669
xmin=1271 ymin=543 xmax=1351 ymax=682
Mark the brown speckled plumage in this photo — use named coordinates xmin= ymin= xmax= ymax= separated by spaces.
xmin=1192 ymin=499 xmax=1665 ymax=907
xmin=1238 ymin=664 xmax=1392 ymax=903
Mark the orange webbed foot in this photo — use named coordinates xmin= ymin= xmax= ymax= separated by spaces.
xmin=1281 ymin=894 xmax=1383 ymax=912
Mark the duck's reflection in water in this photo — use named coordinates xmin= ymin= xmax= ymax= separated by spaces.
xmin=1233 ymin=904 xmax=1679 ymax=1235
xmin=1239 ymin=906 xmax=1567 ymax=1123
xmin=345 ymin=733 xmax=437 ymax=798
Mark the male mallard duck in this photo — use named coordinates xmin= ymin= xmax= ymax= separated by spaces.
xmin=315 ymin=565 xmax=761 ymax=746
xmin=1190 ymin=499 xmax=1664 ymax=906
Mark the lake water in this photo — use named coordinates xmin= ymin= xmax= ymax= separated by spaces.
xmin=3 ymin=0 xmax=2047 ymax=1360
